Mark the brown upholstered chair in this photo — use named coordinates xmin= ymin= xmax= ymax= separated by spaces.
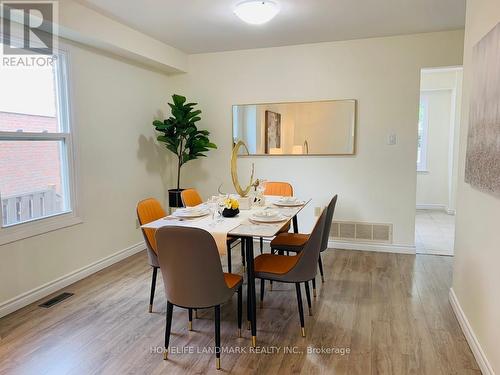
xmin=270 ymin=195 xmax=338 ymax=296
xmin=155 ymin=226 xmax=243 ymax=370
xmin=136 ymin=198 xmax=166 ymax=313
xmin=181 ymin=188 xmax=245 ymax=273
xmin=253 ymin=208 xmax=327 ymax=337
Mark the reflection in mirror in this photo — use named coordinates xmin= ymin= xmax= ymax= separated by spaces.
xmin=232 ymin=100 xmax=356 ymax=156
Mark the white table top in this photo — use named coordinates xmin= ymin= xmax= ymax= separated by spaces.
xmin=141 ymin=196 xmax=310 ymax=238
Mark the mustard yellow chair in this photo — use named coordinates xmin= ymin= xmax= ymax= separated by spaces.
xmin=181 ymin=188 xmax=245 ymax=273
xmin=180 ymin=188 xmax=203 ymax=207
xmin=136 ymin=198 xmax=166 ymax=313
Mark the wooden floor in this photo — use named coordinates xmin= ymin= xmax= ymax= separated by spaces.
xmin=0 ymin=249 xmax=480 ymax=375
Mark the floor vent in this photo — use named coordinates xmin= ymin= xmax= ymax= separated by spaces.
xmin=330 ymin=221 xmax=393 ymax=243
xmin=39 ymin=292 xmax=74 ymax=308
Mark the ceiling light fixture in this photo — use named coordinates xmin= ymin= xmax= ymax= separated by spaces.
xmin=234 ymin=1 xmax=280 ymax=25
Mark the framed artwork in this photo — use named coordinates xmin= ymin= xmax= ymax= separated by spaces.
xmin=265 ymin=110 xmax=281 ymax=153
xmin=465 ymin=22 xmax=500 ymax=197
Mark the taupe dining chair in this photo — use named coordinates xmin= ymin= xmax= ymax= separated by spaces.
xmin=181 ymin=188 xmax=245 ymax=273
xmin=269 ymin=195 xmax=337 ymax=296
xmin=253 ymin=208 xmax=327 ymax=337
xmin=155 ymin=226 xmax=243 ymax=370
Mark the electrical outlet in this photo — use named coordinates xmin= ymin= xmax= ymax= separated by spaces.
xmin=387 ymin=132 xmax=398 ymax=145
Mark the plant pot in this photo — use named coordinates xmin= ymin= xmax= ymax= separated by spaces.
xmin=168 ymin=189 xmax=185 ymax=208
xmin=222 ymin=208 xmax=239 ymax=218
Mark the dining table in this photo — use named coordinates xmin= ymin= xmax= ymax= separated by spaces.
xmin=141 ymin=195 xmax=311 ymax=347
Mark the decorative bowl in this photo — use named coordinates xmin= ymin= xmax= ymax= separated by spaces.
xmin=222 ymin=208 xmax=239 ymax=218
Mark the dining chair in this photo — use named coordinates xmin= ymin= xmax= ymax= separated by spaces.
xmin=261 ymin=181 xmax=295 ymax=254
xmin=155 ymin=226 xmax=243 ymax=370
xmin=136 ymin=198 xmax=166 ymax=313
xmin=181 ymin=188 xmax=245 ymax=273
xmin=253 ymin=208 xmax=327 ymax=337
xmin=269 ymin=195 xmax=338 ymax=297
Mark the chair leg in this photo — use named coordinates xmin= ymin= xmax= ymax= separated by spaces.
xmin=149 ymin=267 xmax=158 ymax=313
xmin=237 ymin=285 xmax=242 ymax=337
xmin=259 ymin=237 xmax=263 ymax=254
xmin=304 ymin=281 xmax=312 ymax=316
xmin=241 ymin=239 xmax=246 ymax=270
xmin=318 ymin=254 xmax=325 ymax=282
xmin=194 ymin=308 xmax=198 ymax=319
xmin=164 ymin=301 xmax=173 ymax=360
xmin=260 ymin=279 xmax=265 ymax=308
xmin=312 ymin=277 xmax=317 ymax=298
xmin=295 ymin=283 xmax=306 ymax=337
xmin=188 ymin=308 xmax=193 ymax=331
xmin=215 ymin=305 xmax=221 ymax=370
xmin=270 ymin=280 xmax=273 ymax=291
xmin=227 ymin=240 xmax=232 ymax=273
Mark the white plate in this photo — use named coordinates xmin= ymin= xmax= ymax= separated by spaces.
xmin=253 ymin=209 xmax=280 ymax=219
xmin=274 ymin=199 xmax=304 ymax=207
xmin=173 ymin=208 xmax=210 ymax=218
xmin=249 ymin=214 xmax=287 ymax=223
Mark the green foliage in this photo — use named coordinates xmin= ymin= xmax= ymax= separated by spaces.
xmin=153 ymin=94 xmax=217 ymax=189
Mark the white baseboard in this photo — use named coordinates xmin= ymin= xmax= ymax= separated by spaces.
xmin=0 ymin=242 xmax=146 ymax=318
xmin=449 ymin=288 xmax=495 ymax=375
xmin=329 ymin=240 xmax=416 ymax=254
xmin=416 ymin=204 xmax=447 ymax=211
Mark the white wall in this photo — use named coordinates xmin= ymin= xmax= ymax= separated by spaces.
xmin=416 ymin=69 xmax=463 ymax=211
xmin=452 ymin=0 xmax=500 ymax=373
xmin=171 ymin=30 xmax=464 ymax=248
xmin=0 ymin=40 xmax=173 ymax=311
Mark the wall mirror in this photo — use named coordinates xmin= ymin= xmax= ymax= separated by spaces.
xmin=232 ymin=99 xmax=356 ymax=156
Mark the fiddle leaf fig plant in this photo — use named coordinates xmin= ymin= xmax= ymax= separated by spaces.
xmin=153 ymin=94 xmax=217 ymax=191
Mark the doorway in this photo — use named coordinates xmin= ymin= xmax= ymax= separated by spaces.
xmin=415 ymin=67 xmax=463 ymax=256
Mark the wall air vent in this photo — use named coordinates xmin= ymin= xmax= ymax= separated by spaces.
xmin=330 ymin=221 xmax=392 ymax=243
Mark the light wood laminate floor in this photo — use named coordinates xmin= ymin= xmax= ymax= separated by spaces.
xmin=0 ymin=249 xmax=479 ymax=375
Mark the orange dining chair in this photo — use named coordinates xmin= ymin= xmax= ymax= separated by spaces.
xmin=261 ymin=181 xmax=295 ymax=254
xmin=156 ymin=226 xmax=243 ymax=370
xmin=181 ymin=188 xmax=245 ymax=273
xmin=136 ymin=198 xmax=166 ymax=313
xmin=254 ymin=208 xmax=327 ymax=337
xmin=270 ymin=195 xmax=338 ymax=297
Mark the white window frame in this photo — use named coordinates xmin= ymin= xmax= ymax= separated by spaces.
xmin=0 ymin=46 xmax=81 ymax=245
xmin=417 ymin=92 xmax=429 ymax=172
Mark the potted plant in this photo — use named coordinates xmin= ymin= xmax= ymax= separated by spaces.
xmin=153 ymin=94 xmax=217 ymax=208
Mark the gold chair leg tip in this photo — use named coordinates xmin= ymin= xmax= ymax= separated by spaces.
xmin=252 ymin=335 xmax=257 ymax=347
xmin=148 ymin=304 xmax=153 ymax=313
xmin=188 ymin=322 xmax=193 ymax=331
xmin=216 ymin=358 xmax=221 ymax=370
xmin=313 ymin=289 xmax=317 ymax=298
xmin=163 ymin=351 xmax=168 ymax=360
xmin=301 ymin=327 xmax=306 ymax=337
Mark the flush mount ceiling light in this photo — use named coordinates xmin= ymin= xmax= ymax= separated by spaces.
xmin=234 ymin=1 xmax=280 ymax=25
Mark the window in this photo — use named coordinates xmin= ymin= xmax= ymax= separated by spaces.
xmin=0 ymin=49 xmax=80 ymax=243
xmin=417 ymin=93 xmax=429 ymax=172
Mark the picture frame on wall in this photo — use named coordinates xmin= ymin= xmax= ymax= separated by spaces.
xmin=265 ymin=110 xmax=281 ymax=154
xmin=465 ymin=21 xmax=500 ymax=197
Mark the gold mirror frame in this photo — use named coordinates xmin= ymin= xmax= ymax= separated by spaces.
xmin=231 ymin=141 xmax=255 ymax=197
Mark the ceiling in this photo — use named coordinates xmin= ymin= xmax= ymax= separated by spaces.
xmin=79 ymin=0 xmax=466 ymax=54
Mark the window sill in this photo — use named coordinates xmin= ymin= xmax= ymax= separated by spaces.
xmin=0 ymin=213 xmax=83 ymax=246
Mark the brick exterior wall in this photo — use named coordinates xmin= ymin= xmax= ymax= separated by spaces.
xmin=0 ymin=111 xmax=62 ymax=197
